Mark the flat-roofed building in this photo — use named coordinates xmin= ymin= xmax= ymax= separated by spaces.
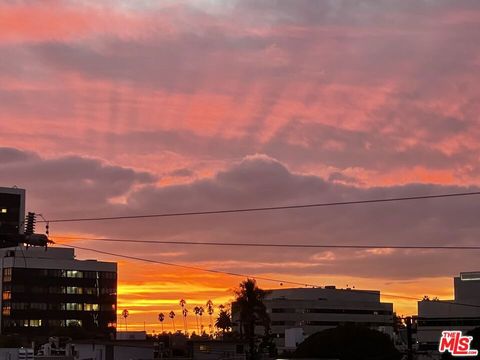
xmin=0 ymin=245 xmax=117 ymax=338
xmin=232 ymin=286 xmax=393 ymax=350
xmin=417 ymin=271 xmax=480 ymax=351
xmin=0 ymin=187 xmax=25 ymax=235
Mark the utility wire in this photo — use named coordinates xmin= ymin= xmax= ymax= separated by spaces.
xmin=53 ymin=235 xmax=480 ymax=251
xmin=39 ymin=191 xmax=480 ymax=224
xmin=56 ymin=242 xmax=480 ymax=309
xmin=57 ymin=243 xmax=318 ymax=288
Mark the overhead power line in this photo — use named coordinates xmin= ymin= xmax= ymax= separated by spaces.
xmin=54 ymin=235 xmax=480 ymax=251
xmin=39 ymin=191 xmax=480 ymax=224
xmin=57 ymin=243 xmax=318 ymax=288
xmin=57 ymin=242 xmax=480 ymax=309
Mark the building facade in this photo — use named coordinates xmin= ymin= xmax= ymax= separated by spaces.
xmin=0 ymin=246 xmax=117 ymax=337
xmin=417 ymin=271 xmax=480 ymax=351
xmin=233 ymin=286 xmax=393 ymax=350
xmin=0 ymin=187 xmax=25 ymax=236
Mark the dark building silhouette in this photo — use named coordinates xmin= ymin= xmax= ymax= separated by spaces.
xmin=0 ymin=187 xmax=117 ymax=337
xmin=0 ymin=187 xmax=25 ymax=235
xmin=0 ymin=246 xmax=117 ymax=337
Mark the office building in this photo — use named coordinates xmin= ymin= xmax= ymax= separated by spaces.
xmin=232 ymin=286 xmax=393 ymax=350
xmin=0 ymin=187 xmax=25 ymax=236
xmin=0 ymin=186 xmax=117 ymax=337
xmin=0 ymin=245 xmax=117 ymax=337
xmin=417 ymin=271 xmax=480 ymax=350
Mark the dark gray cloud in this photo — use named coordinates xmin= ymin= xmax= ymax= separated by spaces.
xmin=15 ymin=152 xmax=476 ymax=280
xmin=0 ymin=147 xmax=156 ymax=214
xmin=0 ymin=147 xmax=39 ymax=164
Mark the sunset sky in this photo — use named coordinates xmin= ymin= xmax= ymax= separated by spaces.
xmin=1 ymin=0 xmax=480 ymax=333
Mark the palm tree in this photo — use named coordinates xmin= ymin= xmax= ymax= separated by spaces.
xmin=235 ymin=279 xmax=270 ymax=359
xmin=193 ymin=306 xmax=204 ymax=334
xmin=158 ymin=312 xmax=165 ymax=333
xmin=215 ymin=308 xmax=232 ymax=337
xmin=197 ymin=306 xmax=204 ymax=334
xmin=180 ymin=299 xmax=188 ymax=333
xmin=206 ymin=300 xmax=214 ymax=334
xmin=169 ymin=310 xmax=176 ymax=332
xmin=193 ymin=306 xmax=200 ymax=333
xmin=122 ymin=309 xmax=129 ymax=331
xmin=182 ymin=308 xmax=189 ymax=335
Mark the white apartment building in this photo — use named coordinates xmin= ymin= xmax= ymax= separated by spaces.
xmin=233 ymin=286 xmax=393 ymax=350
xmin=417 ymin=271 xmax=480 ymax=351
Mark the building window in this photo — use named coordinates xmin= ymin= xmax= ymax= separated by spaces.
xmin=66 ymin=270 xmax=83 ymax=278
xmin=6 ymin=319 xmax=29 ymax=327
xmin=66 ymin=319 xmax=82 ymax=327
xmin=30 ymin=303 xmax=47 ymax=310
xmin=84 ymin=303 xmax=99 ymax=311
xmin=1 ymin=208 xmax=7 ymax=213
xmin=29 ymin=320 xmax=42 ymax=327
xmin=49 ymin=320 xmax=66 ymax=327
xmin=48 ymin=303 xmax=63 ymax=311
xmin=84 ymin=271 xmax=98 ymax=279
xmin=66 ymin=286 xmax=83 ymax=294
xmin=199 ymin=345 xmax=210 ymax=352
xmin=2 ymin=291 xmax=11 ymax=300
xmin=3 ymin=268 xmax=12 ymax=282
xmin=101 ymin=288 xmax=117 ymax=295
xmin=12 ymin=302 xmax=28 ymax=310
xmin=84 ymin=287 xmax=97 ymax=295
xmin=101 ymin=272 xmax=116 ymax=280
xmin=100 ymin=304 xmax=116 ymax=311
xmin=2 ymin=305 xmax=11 ymax=316
xmin=48 ymin=269 xmax=65 ymax=277
xmin=31 ymin=286 xmax=46 ymax=294
xmin=49 ymin=286 xmax=66 ymax=294
xmin=65 ymin=303 xmax=83 ymax=311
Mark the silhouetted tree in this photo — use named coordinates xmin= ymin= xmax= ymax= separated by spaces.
xmin=206 ymin=300 xmax=214 ymax=334
xmin=215 ymin=308 xmax=232 ymax=337
xmin=158 ymin=312 xmax=165 ymax=333
xmin=194 ymin=306 xmax=201 ymax=333
xmin=122 ymin=309 xmax=129 ymax=331
xmin=234 ymin=279 xmax=270 ymax=359
xmin=182 ymin=307 xmax=189 ymax=335
xmin=393 ymin=313 xmax=405 ymax=334
xmin=194 ymin=306 xmax=205 ymax=334
xmin=169 ymin=311 xmax=176 ymax=332
xmin=180 ymin=299 xmax=188 ymax=333
xmin=293 ymin=324 xmax=401 ymax=360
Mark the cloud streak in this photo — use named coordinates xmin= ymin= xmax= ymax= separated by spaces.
xmin=1 ymin=0 xmax=479 ymax=326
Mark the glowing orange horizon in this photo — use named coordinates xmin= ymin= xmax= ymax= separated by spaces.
xmin=106 ymin=259 xmax=454 ymax=334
